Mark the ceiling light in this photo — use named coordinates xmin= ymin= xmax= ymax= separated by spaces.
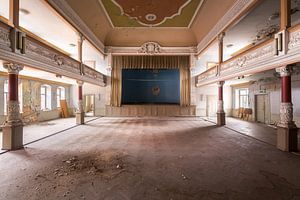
xmin=69 ymin=43 xmax=76 ymax=47
xmin=226 ymin=44 xmax=234 ymax=48
xmin=19 ymin=8 xmax=30 ymax=15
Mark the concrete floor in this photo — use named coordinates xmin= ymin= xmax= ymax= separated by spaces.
xmin=0 ymin=117 xmax=300 ymax=200
xmin=204 ymin=117 xmax=300 ymax=149
xmin=0 ymin=116 xmax=98 ymax=154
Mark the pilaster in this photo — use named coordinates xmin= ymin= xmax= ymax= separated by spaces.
xmin=276 ymin=66 xmax=298 ymax=152
xmin=217 ymin=81 xmax=226 ymax=126
xmin=76 ymin=80 xmax=84 ymax=124
xmin=2 ymin=62 xmax=23 ymax=150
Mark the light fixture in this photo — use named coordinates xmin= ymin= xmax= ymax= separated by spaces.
xmin=69 ymin=43 xmax=76 ymax=47
xmin=226 ymin=44 xmax=234 ymax=48
xmin=19 ymin=8 xmax=30 ymax=15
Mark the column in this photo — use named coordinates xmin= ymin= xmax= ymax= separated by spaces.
xmin=276 ymin=66 xmax=297 ymax=151
xmin=2 ymin=62 xmax=23 ymax=150
xmin=76 ymin=81 xmax=84 ymax=124
xmin=78 ymin=33 xmax=84 ymax=75
xmin=9 ymin=0 xmax=19 ymax=27
xmin=218 ymin=32 xmax=225 ymax=65
xmin=217 ymin=81 xmax=226 ymax=126
xmin=280 ymin=0 xmax=291 ymax=31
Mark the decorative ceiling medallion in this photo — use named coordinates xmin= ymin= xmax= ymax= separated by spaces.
xmin=112 ymin=0 xmax=189 ymax=26
xmin=100 ymin=0 xmax=203 ymax=27
xmin=138 ymin=42 xmax=161 ymax=54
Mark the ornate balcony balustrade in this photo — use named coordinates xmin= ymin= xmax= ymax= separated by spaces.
xmin=196 ymin=24 xmax=300 ymax=87
xmin=0 ymin=21 xmax=106 ymax=86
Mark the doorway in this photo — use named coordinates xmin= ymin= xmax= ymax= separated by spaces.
xmin=84 ymin=94 xmax=95 ymax=117
xmin=206 ymin=95 xmax=217 ymax=117
xmin=255 ymin=94 xmax=269 ymax=123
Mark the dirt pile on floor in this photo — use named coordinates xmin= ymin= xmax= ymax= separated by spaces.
xmin=54 ymin=150 xmax=126 ymax=178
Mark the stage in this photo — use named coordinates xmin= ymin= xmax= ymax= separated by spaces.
xmin=106 ymin=105 xmax=196 ymax=117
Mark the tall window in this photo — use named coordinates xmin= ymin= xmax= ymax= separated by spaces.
xmin=235 ymin=88 xmax=250 ymax=108
xmin=57 ymin=87 xmax=65 ymax=108
xmin=4 ymin=80 xmax=23 ymax=115
xmin=41 ymin=84 xmax=51 ymax=110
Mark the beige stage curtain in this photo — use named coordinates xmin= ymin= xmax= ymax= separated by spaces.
xmin=110 ymin=57 xmax=122 ymax=107
xmin=180 ymin=66 xmax=191 ymax=106
xmin=110 ymin=55 xmax=191 ymax=107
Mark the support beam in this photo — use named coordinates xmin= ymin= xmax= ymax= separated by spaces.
xmin=276 ymin=66 xmax=298 ymax=152
xmin=76 ymin=80 xmax=84 ymax=124
xmin=77 ymin=33 xmax=84 ymax=75
xmin=9 ymin=0 xmax=19 ymax=27
xmin=218 ymin=32 xmax=225 ymax=64
xmin=2 ymin=62 xmax=23 ymax=150
xmin=280 ymin=0 xmax=291 ymax=30
xmin=217 ymin=81 xmax=226 ymax=126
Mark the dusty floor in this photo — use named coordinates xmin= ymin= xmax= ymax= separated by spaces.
xmin=0 ymin=117 xmax=300 ymax=200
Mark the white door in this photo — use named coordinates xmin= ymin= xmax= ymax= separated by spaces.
xmin=255 ymin=94 xmax=267 ymax=123
xmin=206 ymin=95 xmax=217 ymax=117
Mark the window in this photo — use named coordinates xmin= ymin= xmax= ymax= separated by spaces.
xmin=4 ymin=80 xmax=23 ymax=115
xmin=56 ymin=87 xmax=65 ymax=108
xmin=235 ymin=88 xmax=250 ymax=109
xmin=41 ymin=84 xmax=51 ymax=110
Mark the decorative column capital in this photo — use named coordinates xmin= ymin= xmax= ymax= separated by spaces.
xmin=276 ymin=66 xmax=292 ymax=77
xmin=217 ymin=32 xmax=225 ymax=44
xmin=77 ymin=32 xmax=85 ymax=43
xmin=3 ymin=62 xmax=23 ymax=74
xmin=217 ymin=81 xmax=225 ymax=87
xmin=76 ymin=80 xmax=84 ymax=86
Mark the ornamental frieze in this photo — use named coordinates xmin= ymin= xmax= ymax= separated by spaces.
xmin=0 ymin=26 xmax=11 ymax=50
xmin=220 ymin=42 xmax=274 ymax=73
xmin=288 ymin=31 xmax=300 ymax=50
xmin=26 ymin=39 xmax=80 ymax=74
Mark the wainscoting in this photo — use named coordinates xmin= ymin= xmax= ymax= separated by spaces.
xmin=106 ymin=105 xmax=196 ymax=117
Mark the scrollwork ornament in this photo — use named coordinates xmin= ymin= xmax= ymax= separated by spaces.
xmin=4 ymin=101 xmax=22 ymax=126
xmin=139 ymin=42 xmax=161 ymax=54
xmin=276 ymin=66 xmax=292 ymax=77
xmin=278 ymin=102 xmax=296 ymax=128
xmin=3 ymin=63 xmax=24 ymax=74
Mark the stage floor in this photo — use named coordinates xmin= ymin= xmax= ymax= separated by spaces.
xmin=106 ymin=104 xmax=196 ymax=117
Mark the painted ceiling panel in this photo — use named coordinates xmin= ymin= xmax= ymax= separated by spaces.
xmin=100 ymin=0 xmax=203 ymax=27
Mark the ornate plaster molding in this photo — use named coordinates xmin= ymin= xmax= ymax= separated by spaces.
xmin=217 ymin=81 xmax=225 ymax=87
xmin=76 ymin=80 xmax=84 ymax=86
xmin=138 ymin=42 xmax=161 ymax=54
xmin=47 ymin=0 xmax=105 ymax=54
xmin=196 ymin=0 xmax=256 ymax=55
xmin=278 ymin=102 xmax=296 ymax=128
xmin=0 ymin=26 xmax=11 ymax=51
xmin=4 ymin=101 xmax=23 ymax=126
xmin=106 ymin=44 xmax=197 ymax=55
xmin=276 ymin=66 xmax=292 ymax=77
xmin=3 ymin=62 xmax=24 ymax=74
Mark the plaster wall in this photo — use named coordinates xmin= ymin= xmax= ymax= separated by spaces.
xmin=231 ymin=73 xmax=300 ymax=127
xmin=70 ymin=82 xmax=108 ymax=116
xmin=191 ymin=77 xmax=232 ymax=117
xmin=0 ymin=75 xmax=71 ymax=124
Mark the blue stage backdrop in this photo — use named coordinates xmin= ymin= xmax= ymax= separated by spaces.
xmin=122 ymin=69 xmax=180 ymax=104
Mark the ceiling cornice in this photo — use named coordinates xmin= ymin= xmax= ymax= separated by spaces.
xmin=46 ymin=0 xmax=105 ymax=55
xmin=106 ymin=44 xmax=197 ymax=55
xmin=196 ymin=0 xmax=257 ymax=55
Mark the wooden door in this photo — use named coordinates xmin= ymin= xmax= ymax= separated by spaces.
xmin=255 ymin=95 xmax=266 ymax=123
